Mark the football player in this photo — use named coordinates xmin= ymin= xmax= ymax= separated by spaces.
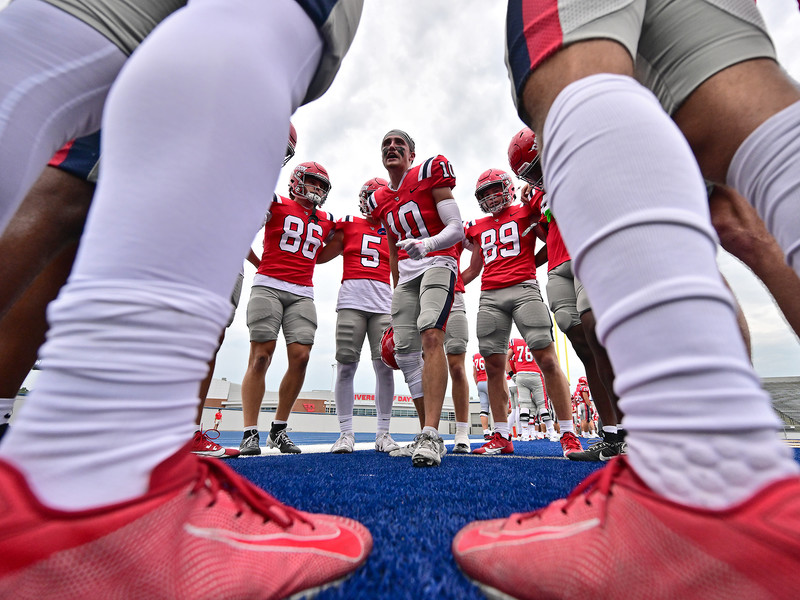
xmin=318 ymin=177 xmax=399 ymax=455
xmin=507 ymin=337 xmax=554 ymax=441
xmin=368 ymin=129 xmax=464 ymax=467
xmin=443 ymin=244 xmax=473 ymax=454
xmin=454 ymin=1 xmax=800 ymax=596
xmin=462 ymin=169 xmax=580 ymax=457
xmin=472 ymin=352 xmax=491 ymax=439
xmin=239 ymin=162 xmax=336 ymax=456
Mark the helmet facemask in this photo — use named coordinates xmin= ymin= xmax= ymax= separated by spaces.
xmin=475 ymin=170 xmax=515 ymax=214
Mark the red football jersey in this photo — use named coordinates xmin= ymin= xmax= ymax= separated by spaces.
xmin=372 ymin=155 xmax=460 ymax=262
xmin=531 ymin=189 xmax=571 ymax=271
xmin=574 ymin=382 xmax=591 ymax=399
xmin=464 ymin=203 xmax=537 ymax=291
xmin=473 ymin=353 xmax=487 ymax=383
xmin=256 ymin=196 xmax=335 ymax=287
xmin=337 ymin=215 xmax=391 ymax=285
xmin=508 ymin=338 xmax=541 ymax=374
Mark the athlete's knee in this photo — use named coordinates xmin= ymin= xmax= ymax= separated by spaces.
xmin=287 ymin=343 xmax=311 ymax=368
xmin=395 ymin=352 xmax=424 ymax=399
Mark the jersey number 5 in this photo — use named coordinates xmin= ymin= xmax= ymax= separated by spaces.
xmin=361 ymin=234 xmax=382 ymax=268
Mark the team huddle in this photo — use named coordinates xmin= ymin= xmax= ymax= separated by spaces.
xmin=2 ymin=0 xmax=799 ymax=597
xmin=216 ymin=125 xmax=624 ymax=466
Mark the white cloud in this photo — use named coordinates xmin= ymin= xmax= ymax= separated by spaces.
xmin=213 ymin=2 xmax=800 ymax=395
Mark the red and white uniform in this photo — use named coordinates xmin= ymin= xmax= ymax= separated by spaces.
xmin=254 ymin=195 xmax=335 ymax=298
xmin=531 ymin=189 xmax=571 ymax=272
xmin=573 ymin=381 xmax=592 ymax=420
xmin=473 ymin=353 xmax=488 ymax=383
xmin=508 ymin=338 xmax=541 ymax=375
xmin=464 ymin=202 xmax=537 ymax=290
xmin=372 ymin=155 xmax=460 ymax=283
xmin=336 ymin=215 xmax=392 ymax=314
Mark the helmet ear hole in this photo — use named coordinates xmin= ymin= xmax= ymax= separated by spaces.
xmin=475 ymin=169 xmax=515 ymax=214
xmin=289 ymin=161 xmax=331 ymax=206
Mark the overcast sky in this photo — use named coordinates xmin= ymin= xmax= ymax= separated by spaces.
xmin=210 ymin=1 xmax=800 ymax=398
xmin=11 ymin=1 xmax=800 ymax=397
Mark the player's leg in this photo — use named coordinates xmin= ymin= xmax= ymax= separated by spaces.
xmin=193 ymin=272 xmax=243 ymax=458
xmin=444 ymin=302 xmax=472 ymax=453
xmin=411 ymin=267 xmax=455 ymax=467
xmin=0 ymin=0 xmax=125 ymax=228
xmin=0 ymin=1 xmax=370 ymax=595
xmin=367 ymin=312 xmax=398 ymax=451
xmin=477 ymin=381 xmax=491 ymax=438
xmin=331 ymin=308 xmax=368 ymax=453
xmin=511 ymin=281 xmax=579 ymax=455
xmin=240 ymin=285 xmax=283 ymax=454
xmin=708 ymin=184 xmax=800 ymax=339
xmin=269 ymin=294 xmax=316 ymax=454
xmin=473 ymin=288 xmax=514 ymax=455
xmin=454 ymin=1 xmax=798 ymax=597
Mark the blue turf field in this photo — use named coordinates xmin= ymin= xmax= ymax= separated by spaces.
xmin=225 ymin=437 xmax=800 ymax=599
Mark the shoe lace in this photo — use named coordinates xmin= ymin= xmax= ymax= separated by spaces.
xmin=561 ymin=432 xmax=582 ymax=450
xmin=191 ymin=457 xmax=313 ymax=529
xmin=517 ymin=457 xmax=627 ymax=524
xmin=199 ymin=427 xmax=221 ymax=441
xmin=274 ymin=428 xmax=294 ymax=447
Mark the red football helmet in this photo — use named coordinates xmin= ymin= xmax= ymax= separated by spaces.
xmin=578 ymin=376 xmax=588 ymax=385
xmin=508 ymin=127 xmax=543 ymax=190
xmin=475 ymin=168 xmax=515 ymax=214
xmin=289 ymin=161 xmax=331 ymax=206
xmin=282 ymin=122 xmax=297 ymax=167
xmin=380 ymin=326 xmax=399 ymax=370
xmin=358 ymin=177 xmax=388 ymax=217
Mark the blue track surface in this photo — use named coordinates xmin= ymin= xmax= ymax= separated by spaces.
xmin=225 ymin=438 xmax=800 ymax=599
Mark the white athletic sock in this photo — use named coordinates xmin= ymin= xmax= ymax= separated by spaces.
xmin=456 ymin=421 xmax=469 ymax=436
xmin=729 ymin=100 xmax=800 ymax=275
xmin=495 ymin=422 xmax=509 ymax=438
xmin=0 ymin=0 xmax=324 ymax=510
xmin=558 ymin=420 xmax=574 ymax=435
xmin=544 ymin=74 xmax=797 ymax=508
xmin=372 ymin=359 xmax=395 ymax=434
xmin=335 ymin=361 xmax=358 ymax=434
xmin=422 ymin=425 xmax=439 ymax=438
xmin=602 ymin=425 xmax=617 ymax=435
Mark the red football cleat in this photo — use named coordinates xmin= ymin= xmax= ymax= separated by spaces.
xmin=452 ymin=456 xmax=800 ymax=600
xmin=0 ymin=450 xmax=372 ymax=599
xmin=190 ymin=428 xmax=239 ymax=458
xmin=559 ymin=430 xmax=583 ymax=457
xmin=471 ymin=432 xmax=514 ymax=455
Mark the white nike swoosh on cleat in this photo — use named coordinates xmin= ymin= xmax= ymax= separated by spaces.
xmin=184 ymin=524 xmax=365 ymax=561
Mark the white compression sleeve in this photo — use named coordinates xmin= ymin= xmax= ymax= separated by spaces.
xmin=728 ymin=100 xmax=800 ymax=274
xmin=372 ymin=359 xmax=395 ymax=433
xmin=427 ymin=198 xmax=464 ymax=252
xmin=0 ymin=0 xmax=126 ymax=230
xmin=0 ymin=0 xmax=324 ymax=510
xmin=335 ymin=362 xmax=358 ymax=433
xmin=544 ymin=73 xmax=796 ymax=508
